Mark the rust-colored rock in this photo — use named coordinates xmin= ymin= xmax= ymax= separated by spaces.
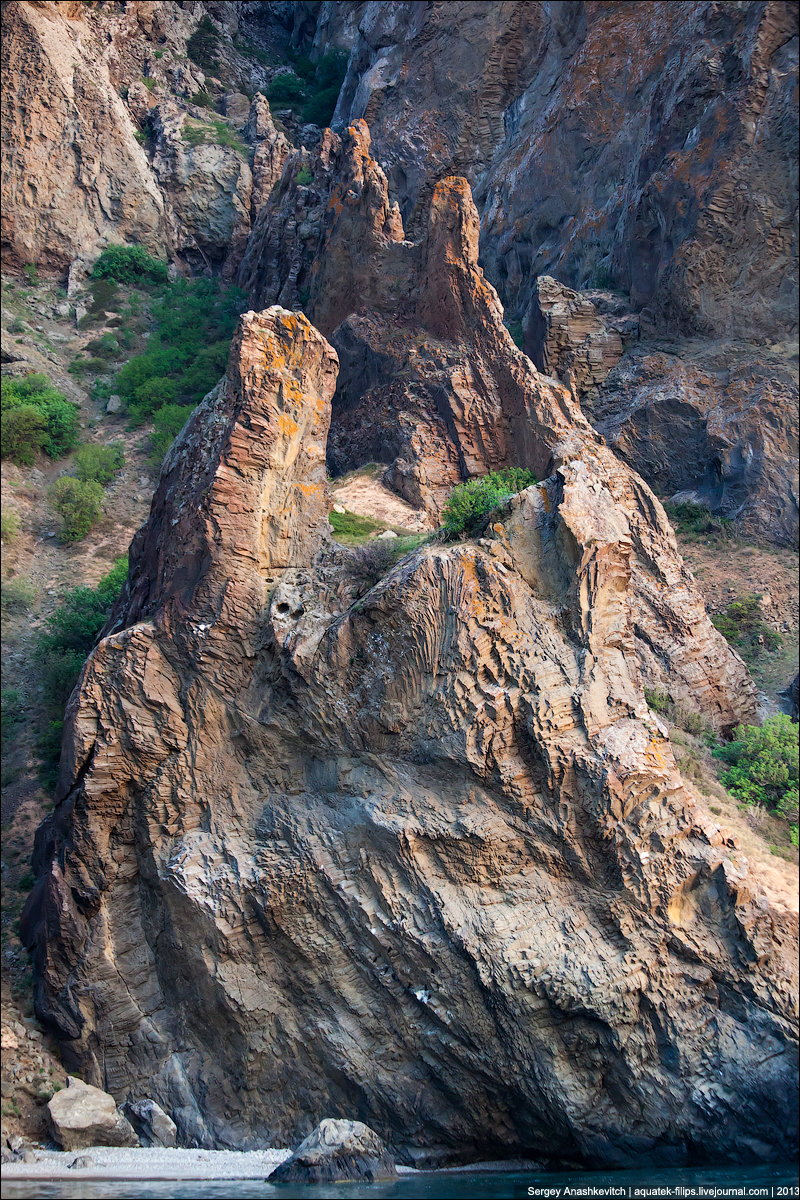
xmin=21 ymin=297 xmax=797 ymax=1169
xmin=525 ymin=277 xmax=639 ymax=398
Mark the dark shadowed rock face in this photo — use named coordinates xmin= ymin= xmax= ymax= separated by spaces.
xmin=590 ymin=342 xmax=800 ymax=546
xmin=19 ymin=281 xmax=797 ymax=1168
xmin=318 ymin=1 xmax=798 ymax=342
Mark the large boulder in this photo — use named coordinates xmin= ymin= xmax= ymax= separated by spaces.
xmin=48 ymin=1078 xmax=138 ymax=1150
xmin=268 ymin=1119 xmax=397 ymax=1184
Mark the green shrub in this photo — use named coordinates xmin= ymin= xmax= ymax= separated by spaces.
xmin=295 ymin=166 xmax=313 ymax=187
xmin=266 ymin=73 xmax=306 ymax=107
xmin=441 ymin=467 xmax=537 ymax=538
xmin=85 ymin=333 xmax=121 ymax=360
xmin=92 ymin=244 xmax=169 ymax=286
xmin=148 ymin=404 xmax=193 ymax=466
xmin=301 ymin=51 xmax=348 ymax=126
xmin=191 ymin=90 xmax=214 ymax=109
xmin=2 ymin=373 xmax=81 ymax=460
xmin=711 ymin=593 xmax=782 ymax=661
xmin=714 ymin=715 xmax=798 ymax=832
xmin=73 ymin=442 xmax=125 ymax=484
xmin=49 ymin=477 xmax=104 ymax=541
xmin=644 ymin=687 xmax=671 ymax=714
xmin=1 ymin=405 xmax=48 ymax=464
xmin=23 ymin=263 xmax=38 ymax=285
xmin=187 ymin=15 xmax=220 ymax=73
xmin=1 ymin=508 xmax=20 ymax=542
xmin=1 ymin=577 xmax=36 ymax=614
xmin=90 ymin=278 xmax=118 ymax=313
xmin=142 ymin=76 xmax=156 ymax=92
xmin=35 ymin=558 xmax=128 ymax=785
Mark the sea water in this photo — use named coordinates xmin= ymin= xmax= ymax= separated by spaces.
xmin=1 ymin=1162 xmax=797 ymax=1200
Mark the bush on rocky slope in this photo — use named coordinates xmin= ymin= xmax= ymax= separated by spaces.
xmin=442 ymin=468 xmax=537 ymax=537
xmin=91 ymin=245 xmax=168 ymax=287
xmin=1 ymin=374 xmax=81 ymax=464
xmin=714 ymin=715 xmax=799 ymax=837
xmin=49 ymin=477 xmax=104 ymax=542
xmin=115 ymin=278 xmax=246 ymax=423
xmin=35 ymin=558 xmax=128 ymax=790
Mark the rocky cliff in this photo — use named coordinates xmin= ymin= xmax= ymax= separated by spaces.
xmin=5 ymin=0 xmax=799 ymax=1171
xmin=21 ymin=262 xmax=797 ymax=1164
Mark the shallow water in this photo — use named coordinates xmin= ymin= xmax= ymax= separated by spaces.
xmin=1 ymin=1161 xmax=797 ymax=1200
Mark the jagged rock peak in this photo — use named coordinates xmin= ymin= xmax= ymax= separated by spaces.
xmin=21 ymin=283 xmax=790 ymax=1166
xmin=109 ymin=306 xmax=337 ymax=637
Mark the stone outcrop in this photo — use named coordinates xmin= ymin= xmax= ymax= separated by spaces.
xmin=123 ymin=1099 xmax=177 ymax=1149
xmin=241 ymin=122 xmax=583 ymax=521
xmin=589 ymin=342 xmax=800 ymax=546
xmin=20 ymin=291 xmax=798 ymax=1168
xmin=1 ymin=1 xmax=169 ymax=273
xmin=525 ymin=278 xmax=639 ymax=399
xmin=47 ymin=1078 xmax=138 ymax=1151
xmin=268 ymin=1118 xmax=397 ymax=1183
xmin=149 ymin=101 xmax=253 ymax=275
xmin=317 ymin=1 xmax=798 ymax=342
xmin=0 ymin=3 xmax=279 ymax=279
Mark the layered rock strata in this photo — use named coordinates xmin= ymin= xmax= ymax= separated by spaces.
xmin=21 ymin=298 xmax=797 ymax=1168
xmin=524 ymin=276 xmax=639 ymax=398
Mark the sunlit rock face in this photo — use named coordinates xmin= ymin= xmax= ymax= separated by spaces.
xmin=22 ymin=294 xmax=796 ymax=1169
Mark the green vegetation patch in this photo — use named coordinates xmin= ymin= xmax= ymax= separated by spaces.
xmin=442 ymin=467 xmax=537 ymax=538
xmin=92 ymin=244 xmax=169 ymax=286
xmin=187 ymin=15 xmax=220 ymax=74
xmin=711 ymin=593 xmax=782 ymax=662
xmin=182 ymin=117 xmax=249 ymax=156
xmin=49 ymin=477 xmax=104 ymax=542
xmin=1 ymin=373 xmax=81 ymax=465
xmin=35 ymin=558 xmax=128 ymax=790
xmin=328 ymin=509 xmax=385 ymax=543
xmin=1 ymin=577 xmax=36 ymax=615
xmin=265 ymin=51 xmax=348 ymax=127
xmin=114 ymin=277 xmax=245 ymax=425
xmin=664 ymin=501 xmax=735 ymax=544
xmin=148 ymin=404 xmax=193 ymax=470
xmin=714 ymin=714 xmax=798 ymax=839
xmin=73 ymin=441 xmax=125 ymax=485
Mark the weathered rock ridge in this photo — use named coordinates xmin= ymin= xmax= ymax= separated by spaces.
xmin=21 ymin=295 xmax=798 ymax=1166
xmin=240 ymin=121 xmax=584 ymax=519
xmin=318 ymin=0 xmax=798 ymax=341
xmin=526 ymin=278 xmax=799 ymax=546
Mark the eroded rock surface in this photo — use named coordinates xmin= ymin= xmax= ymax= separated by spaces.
xmin=241 ymin=122 xmax=584 ymax=521
xmin=590 ymin=342 xmax=800 ymax=546
xmin=21 ymin=298 xmax=798 ymax=1168
xmin=525 ymin=277 xmax=639 ymax=398
xmin=319 ymin=1 xmax=798 ymax=341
